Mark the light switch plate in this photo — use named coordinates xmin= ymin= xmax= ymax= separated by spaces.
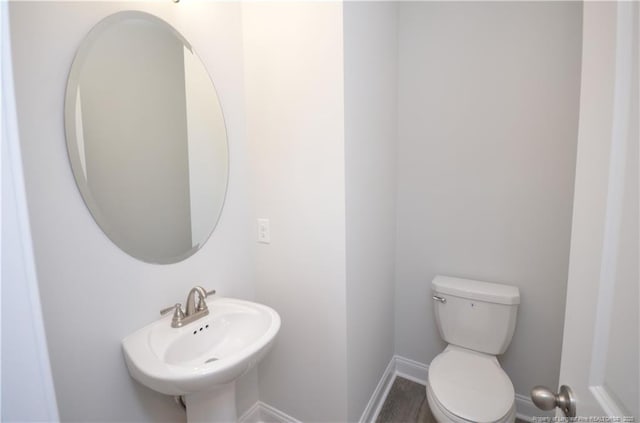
xmin=257 ymin=218 xmax=270 ymax=244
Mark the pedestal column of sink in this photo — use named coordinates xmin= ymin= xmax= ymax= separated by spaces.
xmin=184 ymin=382 xmax=236 ymax=423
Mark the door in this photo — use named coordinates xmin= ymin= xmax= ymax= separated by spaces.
xmin=539 ymin=1 xmax=639 ymax=419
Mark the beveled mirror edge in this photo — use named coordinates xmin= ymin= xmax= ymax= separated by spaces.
xmin=63 ymin=10 xmax=231 ymax=265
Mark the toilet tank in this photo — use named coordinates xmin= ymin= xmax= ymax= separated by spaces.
xmin=432 ymin=276 xmax=520 ymax=355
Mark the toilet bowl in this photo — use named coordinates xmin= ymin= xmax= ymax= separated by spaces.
xmin=426 ymin=346 xmax=516 ymax=423
xmin=428 ymin=276 xmax=520 ymax=423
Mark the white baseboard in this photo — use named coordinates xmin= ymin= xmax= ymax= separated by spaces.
xmin=238 ymin=402 xmax=262 ymax=423
xmin=358 ymin=355 xmax=429 ymax=423
xmin=358 ymin=357 xmax=397 ymax=423
xmin=238 ymin=401 xmax=301 ymax=423
xmin=240 ymin=355 xmax=545 ymax=423
xmin=394 ymin=355 xmax=429 ymax=385
xmin=359 ymin=355 xmax=544 ymax=423
xmin=515 ymin=393 xmax=553 ymax=422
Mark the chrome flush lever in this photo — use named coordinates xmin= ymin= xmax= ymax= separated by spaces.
xmin=432 ymin=295 xmax=447 ymax=303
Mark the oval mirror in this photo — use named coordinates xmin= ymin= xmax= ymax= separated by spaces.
xmin=64 ymin=11 xmax=229 ymax=264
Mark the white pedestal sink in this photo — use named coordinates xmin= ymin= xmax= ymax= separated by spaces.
xmin=122 ymin=297 xmax=280 ymax=423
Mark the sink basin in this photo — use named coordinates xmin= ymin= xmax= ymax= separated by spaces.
xmin=122 ymin=297 xmax=280 ymax=422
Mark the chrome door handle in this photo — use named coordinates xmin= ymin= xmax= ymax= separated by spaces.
xmin=432 ymin=295 xmax=446 ymax=303
xmin=531 ymin=385 xmax=576 ymax=417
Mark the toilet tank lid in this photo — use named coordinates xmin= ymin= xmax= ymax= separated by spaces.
xmin=432 ymin=276 xmax=520 ymax=305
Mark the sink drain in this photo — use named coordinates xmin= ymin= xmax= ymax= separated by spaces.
xmin=204 ymin=357 xmax=218 ymax=364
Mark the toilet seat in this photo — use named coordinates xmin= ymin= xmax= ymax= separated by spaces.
xmin=427 ymin=346 xmax=515 ymax=423
xmin=427 ymin=383 xmax=515 ymax=423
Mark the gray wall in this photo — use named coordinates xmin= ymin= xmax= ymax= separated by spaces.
xmin=394 ymin=1 xmax=582 ymax=399
xmin=9 ymin=2 xmax=257 ymax=421
xmin=344 ymin=2 xmax=397 ymax=421
xmin=9 ymin=2 xmax=586 ymax=421
xmin=242 ymin=3 xmax=349 ymax=422
xmin=2 ymin=93 xmax=59 ymax=420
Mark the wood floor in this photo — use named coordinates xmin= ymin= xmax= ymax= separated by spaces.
xmin=376 ymin=377 xmax=435 ymax=423
xmin=375 ymin=377 xmax=527 ymax=423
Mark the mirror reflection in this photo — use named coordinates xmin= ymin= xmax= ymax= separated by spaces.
xmin=65 ymin=11 xmax=229 ymax=264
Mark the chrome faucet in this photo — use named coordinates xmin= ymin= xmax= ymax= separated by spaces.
xmin=160 ymin=286 xmax=215 ymax=328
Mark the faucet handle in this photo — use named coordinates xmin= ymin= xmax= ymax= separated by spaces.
xmin=196 ymin=296 xmax=207 ymax=312
xmin=160 ymin=303 xmax=186 ymax=327
xmin=196 ymin=290 xmax=216 ymax=312
xmin=172 ymin=304 xmax=186 ymax=327
xmin=160 ymin=303 xmax=179 ymax=316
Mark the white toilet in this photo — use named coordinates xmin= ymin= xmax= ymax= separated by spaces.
xmin=427 ymin=275 xmax=520 ymax=423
